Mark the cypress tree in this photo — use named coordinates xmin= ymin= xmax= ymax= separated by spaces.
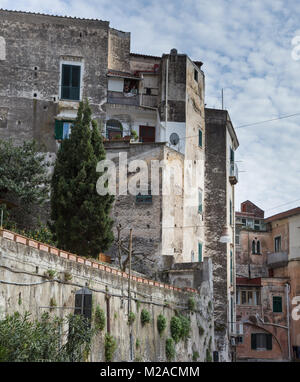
xmin=50 ymin=100 xmax=114 ymax=258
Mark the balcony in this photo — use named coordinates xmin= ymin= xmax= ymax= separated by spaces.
xmin=229 ymin=162 xmax=238 ymax=185
xmin=107 ymin=91 xmax=140 ymax=106
xmin=267 ymin=251 xmax=288 ymax=268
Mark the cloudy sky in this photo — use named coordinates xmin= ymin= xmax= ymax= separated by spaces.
xmin=1 ymin=0 xmax=300 ymax=216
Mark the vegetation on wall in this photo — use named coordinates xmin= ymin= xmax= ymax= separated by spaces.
xmin=165 ymin=338 xmax=175 ymax=361
xmin=50 ymin=100 xmax=114 ymax=258
xmin=170 ymin=314 xmax=191 ymax=344
xmin=128 ymin=311 xmax=136 ymax=326
xmin=0 ymin=312 xmax=93 ymax=362
xmin=104 ymin=333 xmax=117 ymax=362
xmin=188 ymin=297 xmax=196 ymax=312
xmin=141 ymin=309 xmax=151 ymax=326
xmin=94 ymin=306 xmax=106 ymax=332
xmin=157 ymin=314 xmax=167 ymax=336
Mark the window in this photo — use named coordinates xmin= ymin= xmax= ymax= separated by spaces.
xmin=236 ymin=336 xmax=244 ymax=344
xmin=198 ymin=242 xmax=203 ymax=262
xmin=106 ymin=119 xmax=123 ymax=139
xmin=237 ymin=288 xmax=261 ymax=306
xmin=194 ymin=69 xmax=198 ymax=82
xmin=252 ymin=240 xmax=256 ymax=254
xmin=55 ymin=120 xmax=74 ymax=140
xmin=0 ymin=36 xmax=6 ymax=61
xmin=139 ymin=125 xmax=155 ymax=143
xmin=273 ymin=296 xmax=283 ymax=313
xmin=230 ymin=147 xmax=235 ymax=163
xmin=254 ymin=220 xmax=260 ymax=231
xmin=198 ymin=189 xmax=203 ymax=214
xmin=61 ymin=64 xmax=81 ymax=101
xmin=275 ymin=236 xmax=281 ymax=252
xmin=251 ymin=333 xmax=272 ymax=351
xmin=198 ymin=129 xmax=203 ymax=147
xmin=136 ymin=193 xmax=152 ymax=204
xmin=145 ymin=87 xmax=151 ymax=95
xmin=74 ymin=288 xmax=92 ymax=322
xmin=235 ymin=233 xmax=240 ymax=245
xmin=256 ymin=240 xmax=261 ymax=254
xmin=242 ymin=218 xmax=246 ymax=226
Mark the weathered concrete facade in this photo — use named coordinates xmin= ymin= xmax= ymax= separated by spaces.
xmin=204 ymin=108 xmax=239 ymax=362
xmin=0 ymin=230 xmax=214 ymax=362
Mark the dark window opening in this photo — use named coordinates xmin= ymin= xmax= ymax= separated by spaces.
xmin=251 ymin=333 xmax=272 ymax=351
xmin=74 ymin=287 xmax=92 ymax=322
xmin=106 ymin=119 xmax=123 ymax=140
xmin=123 ymin=79 xmax=139 ymax=95
xmin=139 ymin=125 xmax=155 ymax=143
xmin=145 ymin=87 xmax=151 ymax=95
xmin=61 ymin=64 xmax=81 ymax=101
xmin=194 ymin=69 xmax=198 ymax=82
xmin=198 ymin=129 xmax=203 ymax=147
xmin=273 ymin=296 xmax=283 ymax=313
xmin=274 ymin=236 xmax=281 ymax=252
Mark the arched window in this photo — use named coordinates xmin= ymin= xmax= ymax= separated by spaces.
xmin=252 ymin=240 xmax=256 ymax=254
xmin=106 ymin=119 xmax=123 ymax=139
xmin=257 ymin=240 xmax=261 ymax=254
xmin=74 ymin=287 xmax=92 ymax=322
xmin=0 ymin=37 xmax=6 ymax=61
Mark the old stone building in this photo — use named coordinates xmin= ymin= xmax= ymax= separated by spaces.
xmin=204 ymin=108 xmax=239 ymax=362
xmin=235 ymin=201 xmax=300 ymax=361
xmin=0 ymin=9 xmax=240 ymax=361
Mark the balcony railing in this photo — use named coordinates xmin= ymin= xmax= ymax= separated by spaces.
xmin=107 ymin=91 xmax=140 ymax=106
xmin=229 ymin=162 xmax=239 ymax=185
xmin=267 ymin=251 xmax=288 ymax=268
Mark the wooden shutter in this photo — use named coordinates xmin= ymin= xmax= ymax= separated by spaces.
xmin=266 ymin=334 xmax=272 ymax=350
xmin=55 ymin=120 xmax=63 ymax=140
xmin=251 ymin=334 xmax=257 ymax=350
xmin=198 ymin=242 xmax=203 ymax=262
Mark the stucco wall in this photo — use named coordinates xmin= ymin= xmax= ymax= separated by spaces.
xmin=0 ymin=232 xmax=214 ymax=362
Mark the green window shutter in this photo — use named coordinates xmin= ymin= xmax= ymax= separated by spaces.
xmin=251 ymin=334 xmax=257 ymax=350
xmin=266 ymin=334 xmax=272 ymax=350
xmin=55 ymin=120 xmax=63 ymax=139
xmin=273 ymin=296 xmax=282 ymax=313
xmin=198 ymin=129 xmax=203 ymax=147
xmin=198 ymin=242 xmax=203 ymax=262
xmin=198 ymin=190 xmax=203 ymax=213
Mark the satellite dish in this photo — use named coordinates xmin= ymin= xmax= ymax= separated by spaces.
xmin=170 ymin=132 xmax=179 ymax=146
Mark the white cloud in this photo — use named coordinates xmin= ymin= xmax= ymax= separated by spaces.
xmin=0 ymin=0 xmax=300 ymax=215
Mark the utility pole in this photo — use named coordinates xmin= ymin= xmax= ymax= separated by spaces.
xmin=128 ymin=228 xmax=133 ymax=361
xmin=222 ymin=88 xmax=224 ymax=110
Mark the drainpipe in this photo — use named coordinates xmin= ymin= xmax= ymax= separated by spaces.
xmin=286 ymin=283 xmax=291 ymax=360
xmin=165 ymin=57 xmax=169 ymax=132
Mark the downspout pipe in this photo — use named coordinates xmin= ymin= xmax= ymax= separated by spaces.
xmin=165 ymin=57 xmax=169 ymax=133
xmin=286 ymin=282 xmax=291 ymax=360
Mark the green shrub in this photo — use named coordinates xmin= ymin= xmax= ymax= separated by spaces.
xmin=157 ymin=314 xmax=167 ymax=336
xmin=192 ymin=351 xmax=199 ymax=362
xmin=170 ymin=316 xmax=182 ymax=343
xmin=136 ymin=339 xmax=140 ymax=349
xmin=105 ymin=333 xmax=117 ymax=362
xmin=45 ymin=269 xmax=56 ymax=280
xmin=128 ymin=311 xmax=136 ymax=326
xmin=136 ymin=300 xmax=141 ymax=311
xmin=141 ymin=309 xmax=151 ymax=326
xmin=179 ymin=315 xmax=191 ymax=340
xmin=206 ymin=348 xmax=212 ymax=362
xmin=188 ymin=297 xmax=196 ymax=312
xmin=166 ymin=338 xmax=175 ymax=361
xmin=94 ymin=306 xmax=106 ymax=332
